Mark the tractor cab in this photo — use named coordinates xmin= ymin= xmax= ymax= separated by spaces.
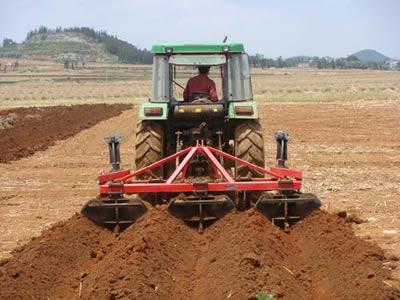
xmin=150 ymin=43 xmax=253 ymax=103
xmin=140 ymin=43 xmax=259 ymax=150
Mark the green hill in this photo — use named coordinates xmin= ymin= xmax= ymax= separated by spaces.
xmin=0 ymin=27 xmax=152 ymax=64
xmin=351 ymin=49 xmax=390 ymax=63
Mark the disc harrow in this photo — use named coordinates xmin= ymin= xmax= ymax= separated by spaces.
xmin=82 ymin=132 xmax=320 ymax=231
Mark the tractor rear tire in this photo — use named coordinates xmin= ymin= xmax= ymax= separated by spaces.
xmin=234 ymin=120 xmax=265 ymax=178
xmin=134 ymin=120 xmax=164 ymax=179
xmin=234 ymin=120 xmax=265 ymax=208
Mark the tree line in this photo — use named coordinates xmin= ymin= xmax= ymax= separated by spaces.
xmin=3 ymin=28 xmax=398 ymax=69
xmin=249 ymin=53 xmax=396 ymax=70
xmin=25 ymin=26 xmax=153 ymax=64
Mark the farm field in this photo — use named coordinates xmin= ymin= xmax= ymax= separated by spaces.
xmin=0 ymin=61 xmax=399 ymax=298
xmin=1 ymin=59 xmax=400 ymax=107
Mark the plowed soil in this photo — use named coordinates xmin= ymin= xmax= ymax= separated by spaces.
xmin=0 ymin=101 xmax=399 ymax=299
xmin=0 ymin=104 xmax=130 ymax=163
xmin=1 ymin=208 xmax=399 ymax=299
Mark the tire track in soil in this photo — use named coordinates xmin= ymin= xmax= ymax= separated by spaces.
xmin=1 ymin=206 xmax=399 ymax=299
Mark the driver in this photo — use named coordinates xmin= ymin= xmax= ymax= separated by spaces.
xmin=183 ymin=66 xmax=218 ymax=102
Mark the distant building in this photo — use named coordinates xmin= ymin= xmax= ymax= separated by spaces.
xmin=385 ymin=60 xmax=399 ymax=70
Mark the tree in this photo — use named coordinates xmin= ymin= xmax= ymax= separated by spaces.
xmin=24 ymin=26 xmax=153 ymax=64
xmin=277 ymin=56 xmax=283 ymax=68
xmin=265 ymin=58 xmax=276 ymax=68
xmin=335 ymin=58 xmax=346 ymax=69
xmin=249 ymin=53 xmax=264 ymax=68
xmin=346 ymin=55 xmax=359 ymax=61
xmin=2 ymin=38 xmax=16 ymax=47
xmin=260 ymin=57 xmax=267 ymax=69
xmin=317 ymin=59 xmax=322 ymax=69
xmin=38 ymin=26 xmax=48 ymax=34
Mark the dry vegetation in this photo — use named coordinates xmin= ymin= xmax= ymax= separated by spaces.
xmin=0 ymin=59 xmax=399 ymax=108
xmin=252 ymin=68 xmax=400 ymax=102
xmin=0 ymin=60 xmax=151 ymax=107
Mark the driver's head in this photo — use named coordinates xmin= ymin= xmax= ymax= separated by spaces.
xmin=198 ymin=66 xmax=211 ymax=75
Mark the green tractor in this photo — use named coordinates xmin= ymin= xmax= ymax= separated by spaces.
xmin=82 ymin=43 xmax=320 ymax=231
xmin=136 ymin=43 xmax=264 ymax=196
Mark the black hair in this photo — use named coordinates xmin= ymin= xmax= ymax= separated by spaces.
xmin=198 ymin=66 xmax=211 ymax=74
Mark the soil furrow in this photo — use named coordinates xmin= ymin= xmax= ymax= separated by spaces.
xmin=0 ymin=104 xmax=130 ymax=163
xmin=81 ymin=206 xmax=198 ymax=299
xmin=288 ymin=210 xmax=398 ymax=299
xmin=1 ymin=208 xmax=398 ymax=299
xmin=1 ymin=101 xmax=400 ymax=298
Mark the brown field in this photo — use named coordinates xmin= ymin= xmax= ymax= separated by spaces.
xmin=0 ymin=60 xmax=399 ymax=298
xmin=1 ymin=59 xmax=400 ymax=107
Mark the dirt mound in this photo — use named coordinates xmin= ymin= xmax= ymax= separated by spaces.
xmin=0 ymin=104 xmax=130 ymax=163
xmin=0 ymin=208 xmax=399 ymax=299
xmin=289 ymin=210 xmax=399 ymax=299
xmin=195 ymin=210 xmax=310 ymax=299
xmin=81 ymin=206 xmax=198 ymax=299
xmin=0 ymin=214 xmax=113 ymax=299
xmin=190 ymin=209 xmax=399 ymax=299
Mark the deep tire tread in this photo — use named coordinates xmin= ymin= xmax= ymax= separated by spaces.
xmin=235 ymin=120 xmax=265 ymax=178
xmin=134 ymin=120 xmax=164 ymax=179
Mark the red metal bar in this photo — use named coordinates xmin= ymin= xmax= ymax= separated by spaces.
xmin=99 ymin=146 xmax=302 ymax=184
xmin=98 ymin=169 xmax=130 ymax=184
xmin=100 ymin=180 xmax=302 ymax=194
xmin=182 ymin=161 xmax=189 ymax=177
xmin=208 ymin=147 xmax=286 ymax=179
xmin=269 ymin=166 xmax=302 ymax=180
xmin=98 ymin=145 xmax=305 ymax=197
xmin=211 ymin=163 xmax=221 ymax=179
xmin=202 ymin=146 xmax=234 ymax=183
xmin=166 ymin=147 xmax=198 ymax=184
xmin=116 ymin=147 xmax=192 ymax=182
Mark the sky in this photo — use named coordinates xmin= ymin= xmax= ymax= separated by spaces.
xmin=0 ymin=0 xmax=399 ymax=58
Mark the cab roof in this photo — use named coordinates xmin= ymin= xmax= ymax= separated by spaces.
xmin=151 ymin=43 xmax=244 ymax=54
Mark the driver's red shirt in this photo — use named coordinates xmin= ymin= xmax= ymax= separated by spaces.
xmin=183 ymin=74 xmax=218 ymax=101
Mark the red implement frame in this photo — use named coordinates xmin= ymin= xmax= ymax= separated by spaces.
xmin=98 ymin=145 xmax=303 ymax=195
